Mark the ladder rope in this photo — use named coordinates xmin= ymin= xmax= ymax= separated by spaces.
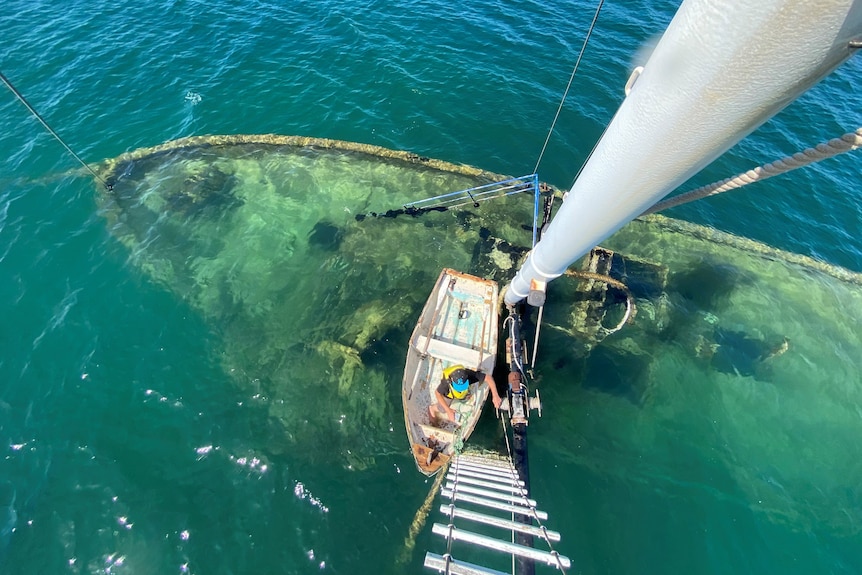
xmin=498 ymin=417 xmax=569 ymax=574
xmin=444 ymin=456 xmax=462 ymax=575
xmin=0 ymin=70 xmax=113 ymax=190
xmin=533 ymin=0 xmax=605 ymax=174
xmin=644 ymin=127 xmax=862 ymax=215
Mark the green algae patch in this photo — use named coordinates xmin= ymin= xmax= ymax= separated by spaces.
xmin=93 ymin=136 xmax=534 ymax=469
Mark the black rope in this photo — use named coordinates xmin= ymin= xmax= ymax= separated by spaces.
xmin=533 ymin=0 xmax=605 ymax=174
xmin=354 ymin=204 xmax=449 ymax=221
xmin=0 ymin=70 xmax=112 ymax=190
xmin=538 ymin=192 xmax=555 ymax=242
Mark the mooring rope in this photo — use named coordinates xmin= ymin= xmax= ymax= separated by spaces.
xmin=528 ymin=268 xmax=636 ymax=368
xmin=533 ymin=0 xmax=605 ymax=174
xmin=397 ymin=458 xmax=451 ymax=567
xmin=644 ymin=127 xmax=862 ymax=215
xmin=564 ymin=269 xmax=637 ymax=335
xmin=0 ymin=70 xmax=112 ymax=190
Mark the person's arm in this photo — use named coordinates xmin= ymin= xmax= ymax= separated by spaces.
xmin=434 ymin=388 xmax=457 ymax=421
xmin=483 ymin=373 xmax=502 ymax=409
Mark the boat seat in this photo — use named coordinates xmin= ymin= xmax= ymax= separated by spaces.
xmin=414 ymin=335 xmax=483 ymax=368
xmin=418 ymin=423 xmax=456 ymax=446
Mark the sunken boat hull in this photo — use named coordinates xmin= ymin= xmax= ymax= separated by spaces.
xmin=90 ymin=135 xmax=862 ymax=532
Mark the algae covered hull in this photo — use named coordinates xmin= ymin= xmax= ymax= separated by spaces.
xmin=93 ymin=135 xmax=862 ymax=533
xmin=93 ymin=135 xmax=533 ymax=470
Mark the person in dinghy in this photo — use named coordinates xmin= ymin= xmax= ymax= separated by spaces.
xmin=429 ymin=364 xmax=502 ymax=424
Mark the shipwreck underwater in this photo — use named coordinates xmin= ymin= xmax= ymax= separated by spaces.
xmin=91 ymin=135 xmax=862 ymax=535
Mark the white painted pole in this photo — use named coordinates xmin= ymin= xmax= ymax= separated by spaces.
xmin=504 ymin=0 xmax=862 ymax=306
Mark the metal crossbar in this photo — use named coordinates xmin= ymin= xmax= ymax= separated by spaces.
xmin=407 ymin=175 xmax=538 ymax=228
xmin=401 ymin=174 xmax=544 ymax=247
xmin=405 ymin=175 xmax=536 ymax=210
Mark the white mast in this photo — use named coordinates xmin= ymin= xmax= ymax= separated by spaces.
xmin=504 ymin=0 xmax=862 ymax=306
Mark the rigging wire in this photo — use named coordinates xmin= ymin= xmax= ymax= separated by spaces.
xmin=533 ymin=0 xmax=605 ymax=175
xmin=0 ymin=70 xmax=112 ymax=190
xmin=528 ymin=2 xmax=614 ymax=373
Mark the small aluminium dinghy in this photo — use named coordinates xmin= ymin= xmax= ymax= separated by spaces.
xmin=402 ymin=268 xmax=499 ymax=475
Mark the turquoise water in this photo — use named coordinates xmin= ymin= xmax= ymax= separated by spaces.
xmin=2 ymin=1 xmax=861 ymax=574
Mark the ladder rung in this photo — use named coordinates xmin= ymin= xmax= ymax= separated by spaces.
xmin=455 ymin=455 xmax=518 ymax=473
xmin=451 ymin=457 xmax=520 ymax=474
xmin=447 ymin=467 xmax=525 ymax=486
xmin=441 ymin=489 xmax=548 ymax=520
xmin=452 ymin=466 xmax=518 ymax=480
xmin=432 ymin=523 xmax=571 ymax=569
xmin=446 ymin=475 xmax=524 ymax=494
xmin=449 ymin=462 xmax=520 ymax=481
xmin=445 ymin=483 xmax=536 ymax=507
xmin=439 ymin=504 xmax=561 ymax=542
xmin=424 ymin=552 xmax=509 ymax=575
xmin=457 ymin=453 xmax=513 ymax=465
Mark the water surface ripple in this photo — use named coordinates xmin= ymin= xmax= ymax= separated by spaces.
xmin=1 ymin=1 xmax=861 ymax=574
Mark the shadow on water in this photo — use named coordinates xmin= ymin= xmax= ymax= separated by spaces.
xmin=582 ymin=344 xmax=652 ymax=405
xmin=710 ymin=328 xmax=775 ymax=380
xmin=657 ymin=260 xmax=750 ymax=342
xmin=308 ymin=221 xmax=343 ymax=251
xmin=609 ymin=251 xmax=666 ymax=300
xmin=669 ymin=260 xmax=748 ymax=309
xmin=651 ymin=260 xmax=783 ymax=381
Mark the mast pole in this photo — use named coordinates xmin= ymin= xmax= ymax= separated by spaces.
xmin=505 ymin=0 xmax=862 ymax=306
